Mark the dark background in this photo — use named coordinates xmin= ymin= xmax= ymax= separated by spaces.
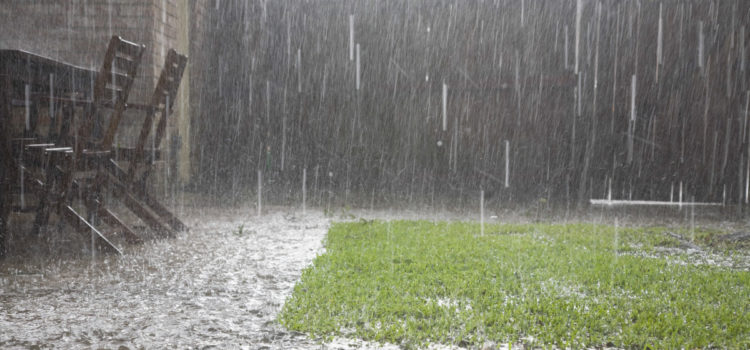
xmin=190 ymin=0 xmax=750 ymax=210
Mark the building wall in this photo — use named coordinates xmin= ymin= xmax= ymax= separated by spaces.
xmin=0 ymin=0 xmax=200 ymax=185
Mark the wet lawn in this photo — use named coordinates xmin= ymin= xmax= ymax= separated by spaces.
xmin=279 ymin=220 xmax=750 ymax=349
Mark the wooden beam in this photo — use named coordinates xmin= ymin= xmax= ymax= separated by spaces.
xmin=108 ymin=159 xmax=186 ymax=232
xmin=61 ymin=205 xmax=122 ymax=255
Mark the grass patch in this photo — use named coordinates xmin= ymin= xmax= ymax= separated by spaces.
xmin=279 ymin=220 xmax=750 ymax=349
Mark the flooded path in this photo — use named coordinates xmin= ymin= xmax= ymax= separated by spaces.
xmin=0 ymin=207 xmax=336 ymax=349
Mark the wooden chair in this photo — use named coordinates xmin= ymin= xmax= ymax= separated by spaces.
xmin=107 ymin=49 xmax=188 ymax=235
xmin=31 ymin=36 xmax=146 ymax=253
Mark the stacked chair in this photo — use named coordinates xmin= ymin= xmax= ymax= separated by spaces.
xmin=11 ymin=36 xmax=188 ymax=255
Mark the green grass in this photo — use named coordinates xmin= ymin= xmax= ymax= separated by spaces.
xmin=279 ymin=220 xmax=750 ymax=349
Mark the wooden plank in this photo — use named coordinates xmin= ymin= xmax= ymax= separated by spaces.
xmin=61 ymin=176 xmax=143 ymax=245
xmin=32 ymin=152 xmax=56 ymax=236
xmin=99 ymin=38 xmax=145 ymax=151
xmin=126 ymin=50 xmax=186 ymax=184
xmin=61 ymin=205 xmax=122 ymax=255
xmin=152 ymin=52 xmax=188 ymax=152
xmin=115 ymin=183 xmax=176 ymax=239
xmin=93 ymin=204 xmax=143 ymax=245
xmin=137 ymin=190 xmax=187 ymax=232
xmin=108 ymin=159 xmax=186 ymax=232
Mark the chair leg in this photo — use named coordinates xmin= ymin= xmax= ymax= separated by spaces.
xmin=60 ymin=205 xmax=121 ymax=255
xmin=32 ymin=153 xmax=56 ymax=236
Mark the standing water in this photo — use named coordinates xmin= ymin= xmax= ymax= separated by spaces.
xmin=0 ymin=208 xmax=332 ymax=348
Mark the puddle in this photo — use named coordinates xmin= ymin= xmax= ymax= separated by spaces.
xmin=0 ymin=206 xmax=337 ymax=349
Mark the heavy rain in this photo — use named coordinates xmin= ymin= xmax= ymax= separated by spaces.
xmin=1 ymin=1 xmax=749 ymax=349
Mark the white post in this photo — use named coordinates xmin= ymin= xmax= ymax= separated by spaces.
xmin=690 ymin=199 xmax=696 ymax=242
xmin=504 ymin=140 xmax=510 ymax=188
xmin=480 ymin=190 xmax=485 ymax=236
xmin=257 ymin=170 xmax=262 ymax=216
xmin=302 ymin=167 xmax=307 ymax=216
xmin=19 ymin=162 xmax=25 ymax=210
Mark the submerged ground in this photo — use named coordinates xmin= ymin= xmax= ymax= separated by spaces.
xmin=0 ymin=203 xmax=748 ymax=349
xmin=0 ymin=206 xmax=333 ymax=349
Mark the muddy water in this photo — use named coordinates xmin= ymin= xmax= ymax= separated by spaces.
xmin=0 ymin=207 xmax=336 ymax=349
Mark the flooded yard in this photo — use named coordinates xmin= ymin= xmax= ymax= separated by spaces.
xmin=1 ymin=202 xmax=747 ymax=349
xmin=0 ymin=206 xmax=332 ymax=349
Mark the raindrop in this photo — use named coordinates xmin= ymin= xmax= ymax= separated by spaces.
xmin=49 ymin=74 xmax=54 ymax=119
xmin=564 ymin=25 xmax=569 ymax=69
xmin=656 ymin=3 xmax=663 ymax=81
xmin=670 ymin=182 xmax=674 ymax=203
xmin=297 ymin=48 xmax=302 ymax=93
xmin=442 ymin=82 xmax=448 ymax=131
xmin=356 ymin=43 xmax=361 ymax=90
xmin=24 ymin=84 xmax=30 ymax=130
xmin=575 ymin=0 xmax=582 ymax=74
xmin=698 ymin=20 xmax=704 ymax=69
xmin=302 ymin=167 xmax=307 ymax=216
xmin=19 ymin=163 xmax=25 ymax=210
xmin=630 ymin=74 xmax=637 ymax=122
xmin=257 ymin=170 xmax=262 ymax=217
xmin=349 ymin=14 xmax=354 ymax=61
xmin=741 ymin=26 xmax=746 ymax=72
xmin=679 ymin=181 xmax=684 ymax=209
xmin=504 ymin=140 xmax=510 ymax=188
xmin=480 ymin=189 xmax=485 ymax=236
xmin=627 ymin=74 xmax=636 ymax=164
xmin=690 ymin=197 xmax=696 ymax=242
